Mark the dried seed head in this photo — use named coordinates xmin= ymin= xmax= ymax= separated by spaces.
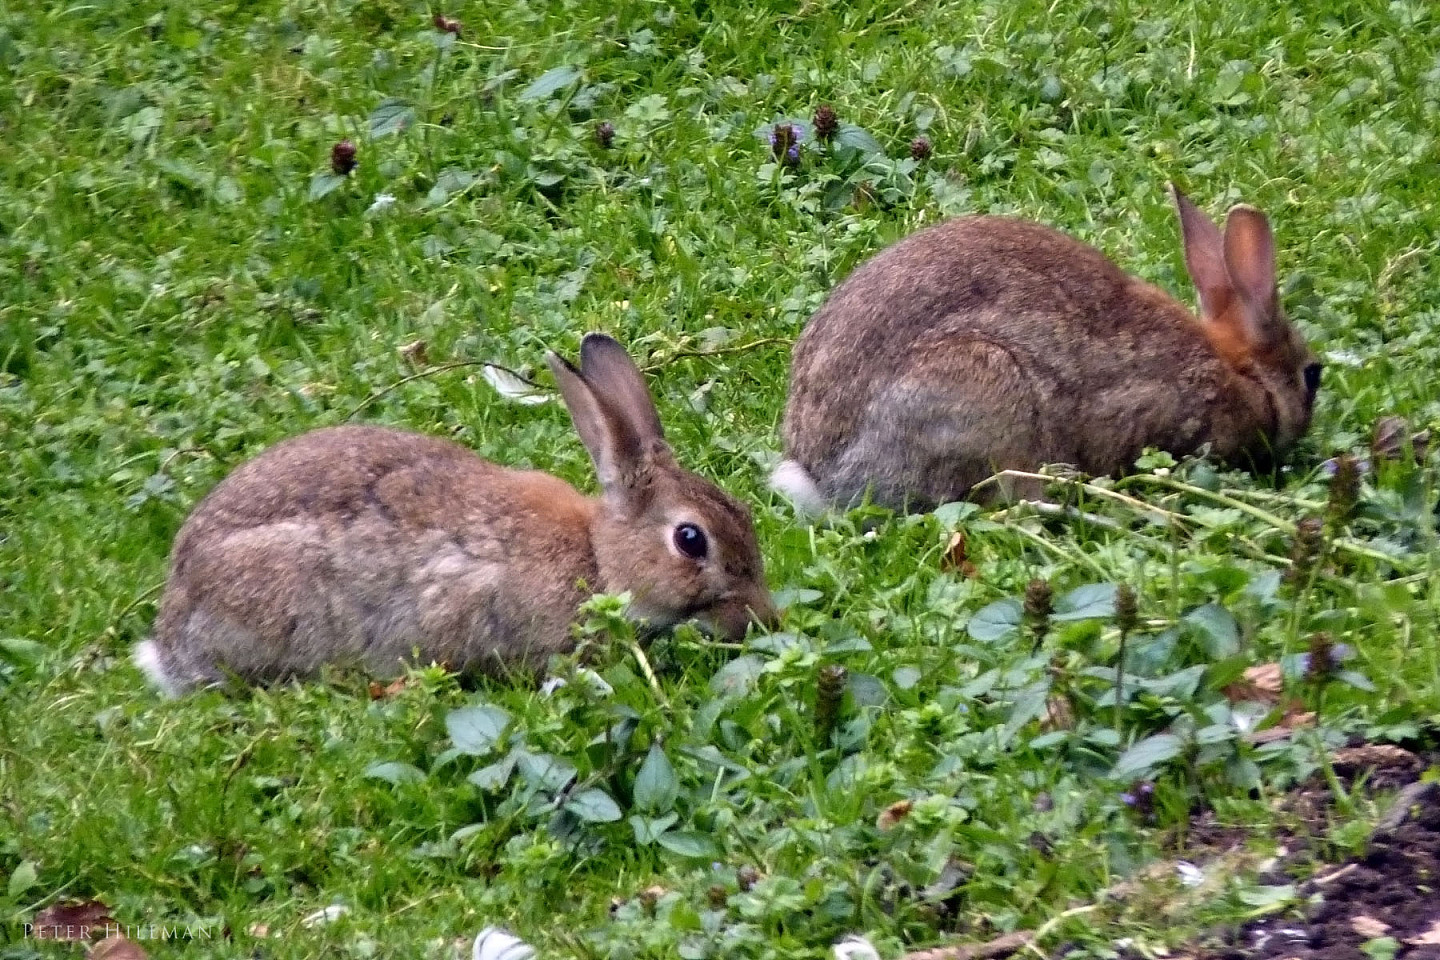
xmin=1024 ymin=578 xmax=1054 ymax=644
xmin=706 ymin=884 xmax=728 ymax=909
xmin=815 ymin=663 xmax=847 ymax=746
xmin=813 ymin=104 xmax=839 ymax=142
xmin=330 ymin=140 xmax=357 ymax=176
xmin=909 ymin=136 xmax=933 ymax=161
xmin=1114 ymin=583 xmax=1138 ymax=636
xmin=1305 ymin=632 xmax=1336 ymax=682
xmin=594 ymin=121 xmax=615 ymax=148
xmin=1285 ymin=515 xmax=1326 ymax=586
xmin=433 ymin=14 xmax=462 ymax=35
xmin=736 ymin=865 xmax=761 ymax=891
xmin=1327 ymin=453 xmax=1361 ymax=526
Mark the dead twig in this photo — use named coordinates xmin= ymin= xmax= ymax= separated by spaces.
xmin=639 ymin=337 xmax=788 ymax=373
xmin=344 ymin=361 xmax=547 ymax=420
xmin=901 ymin=930 xmax=1034 ymax=960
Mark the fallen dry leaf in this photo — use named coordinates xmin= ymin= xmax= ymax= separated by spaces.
xmin=901 ymin=930 xmax=1034 ymax=960
xmin=876 ymin=799 xmax=913 ymax=831
xmin=1351 ymin=915 xmax=1390 ymax=938
xmin=1371 ymin=415 xmax=1430 ymax=464
xmin=89 ymin=935 xmax=148 ymax=960
xmin=1247 ymin=710 xmax=1315 ymax=745
xmin=1224 ymin=662 xmax=1283 ymax=704
xmin=1041 ymin=695 xmax=1075 ymax=731
xmin=1407 ymin=919 xmax=1440 ymax=945
xmin=398 ymin=339 xmax=430 ymax=368
xmin=367 ymin=677 xmax=408 ymax=700
xmin=940 ymin=531 xmax=979 ymax=578
xmin=247 ymin=923 xmax=270 ymax=938
xmin=1331 ymin=743 xmax=1421 ymax=776
xmin=32 ymin=901 xmax=116 ymax=940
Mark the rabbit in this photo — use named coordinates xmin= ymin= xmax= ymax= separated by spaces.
xmin=135 ymin=333 xmax=777 ymax=696
xmin=772 ymin=186 xmax=1322 ymax=513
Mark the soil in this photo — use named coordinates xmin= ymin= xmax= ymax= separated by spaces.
xmin=1197 ymin=777 xmax=1440 ymax=960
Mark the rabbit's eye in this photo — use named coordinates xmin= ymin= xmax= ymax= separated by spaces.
xmin=1303 ymin=362 xmax=1323 ymax=395
xmin=673 ymin=523 xmax=708 ymax=560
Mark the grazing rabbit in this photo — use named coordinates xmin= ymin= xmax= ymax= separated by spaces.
xmin=135 ymin=333 xmax=776 ymax=696
xmin=773 ymin=187 xmax=1321 ymax=512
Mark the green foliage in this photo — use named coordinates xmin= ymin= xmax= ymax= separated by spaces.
xmin=2 ymin=0 xmax=1440 ymax=957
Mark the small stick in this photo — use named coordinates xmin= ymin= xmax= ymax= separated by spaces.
xmin=639 ymin=337 xmax=788 ymax=373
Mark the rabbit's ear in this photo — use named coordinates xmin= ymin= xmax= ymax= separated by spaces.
xmin=1173 ymin=185 xmax=1234 ymax=322
xmin=577 ymin=334 xmax=667 ymax=449
xmin=1222 ymin=205 xmax=1278 ymax=321
xmin=548 ymin=334 xmax=669 ymax=500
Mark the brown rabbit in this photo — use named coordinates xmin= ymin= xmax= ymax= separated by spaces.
xmin=773 ymin=187 xmax=1321 ymax=512
xmin=136 ymin=333 xmax=776 ymax=695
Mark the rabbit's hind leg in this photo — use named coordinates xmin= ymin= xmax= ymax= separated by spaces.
xmin=835 ymin=338 xmax=1049 ymax=510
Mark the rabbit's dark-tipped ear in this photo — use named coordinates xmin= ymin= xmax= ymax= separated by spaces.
xmin=548 ymin=334 xmax=669 ymax=498
xmin=578 ymin=334 xmax=667 ymax=448
xmin=1173 ymin=185 xmax=1233 ymax=322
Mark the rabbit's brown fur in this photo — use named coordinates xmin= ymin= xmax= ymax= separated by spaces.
xmin=138 ymin=335 xmax=775 ymax=695
xmin=775 ymin=189 xmax=1320 ymax=512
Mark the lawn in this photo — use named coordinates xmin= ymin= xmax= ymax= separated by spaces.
xmin=2 ymin=0 xmax=1439 ymax=958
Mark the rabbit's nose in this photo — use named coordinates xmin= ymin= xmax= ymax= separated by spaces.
xmin=746 ymin=590 xmax=780 ymax=631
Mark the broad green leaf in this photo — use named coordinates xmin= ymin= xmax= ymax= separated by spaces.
xmin=628 ymin=812 xmax=678 ymax=844
xmin=566 ymin=787 xmax=621 ymax=822
xmin=932 ymin=501 xmax=979 ymax=527
xmin=308 ymin=173 xmax=347 ymax=200
xmin=518 ymin=65 xmax=580 ymax=102
xmin=7 ymin=860 xmax=37 ymax=900
xmin=468 ymin=751 xmax=518 ymax=791
xmin=772 ymin=587 xmax=822 ymax=609
xmin=968 ymin=599 xmax=1022 ymax=641
xmin=446 ymin=704 xmax=511 ymax=754
xmin=845 ymin=672 xmax=888 ymax=708
xmin=1338 ymin=669 xmax=1377 ymax=692
xmin=517 ymin=751 xmax=576 ymax=791
xmin=833 ymin=122 xmax=882 ymax=156
xmin=1001 ymin=682 xmax=1050 ymax=744
xmin=1112 ymin=733 xmax=1183 ymax=779
xmin=1184 ymin=603 xmax=1240 ymax=658
xmin=891 ymin=666 xmax=922 ymax=690
xmin=0 ymin=637 xmax=43 ymax=663
xmin=1052 ymin=583 xmax=1117 ymax=621
xmin=369 ymin=97 xmax=415 ymax=137
xmin=363 ymin=761 xmax=425 ymax=784
xmin=633 ymin=744 xmax=679 ymax=814
xmin=656 ymin=830 xmax=719 ymax=859
xmin=710 ymin=654 xmax=765 ymax=696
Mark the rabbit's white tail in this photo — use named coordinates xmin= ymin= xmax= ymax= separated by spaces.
xmin=770 ymin=459 xmax=829 ymax=516
xmin=133 ymin=640 xmax=182 ymax=698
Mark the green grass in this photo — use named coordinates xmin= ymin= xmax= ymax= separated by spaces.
xmin=3 ymin=0 xmax=1440 ymax=957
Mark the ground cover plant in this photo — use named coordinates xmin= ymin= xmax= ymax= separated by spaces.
xmin=2 ymin=0 xmax=1440 ymax=957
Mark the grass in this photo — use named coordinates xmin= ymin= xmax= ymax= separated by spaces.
xmin=2 ymin=0 xmax=1440 ymax=957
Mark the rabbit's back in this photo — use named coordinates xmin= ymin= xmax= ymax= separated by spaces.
xmin=149 ymin=425 xmax=597 ymax=691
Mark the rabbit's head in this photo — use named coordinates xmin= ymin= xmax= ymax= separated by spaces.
xmin=1175 ymin=186 xmax=1322 ymax=457
xmin=549 ymin=334 xmax=777 ymax=643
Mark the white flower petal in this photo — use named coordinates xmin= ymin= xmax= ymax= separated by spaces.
xmin=301 ymin=905 xmax=349 ymax=927
xmin=474 ymin=927 xmax=536 ymax=960
xmin=833 ymin=935 xmax=881 ymax=960
xmin=1176 ymin=861 xmax=1205 ymax=888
